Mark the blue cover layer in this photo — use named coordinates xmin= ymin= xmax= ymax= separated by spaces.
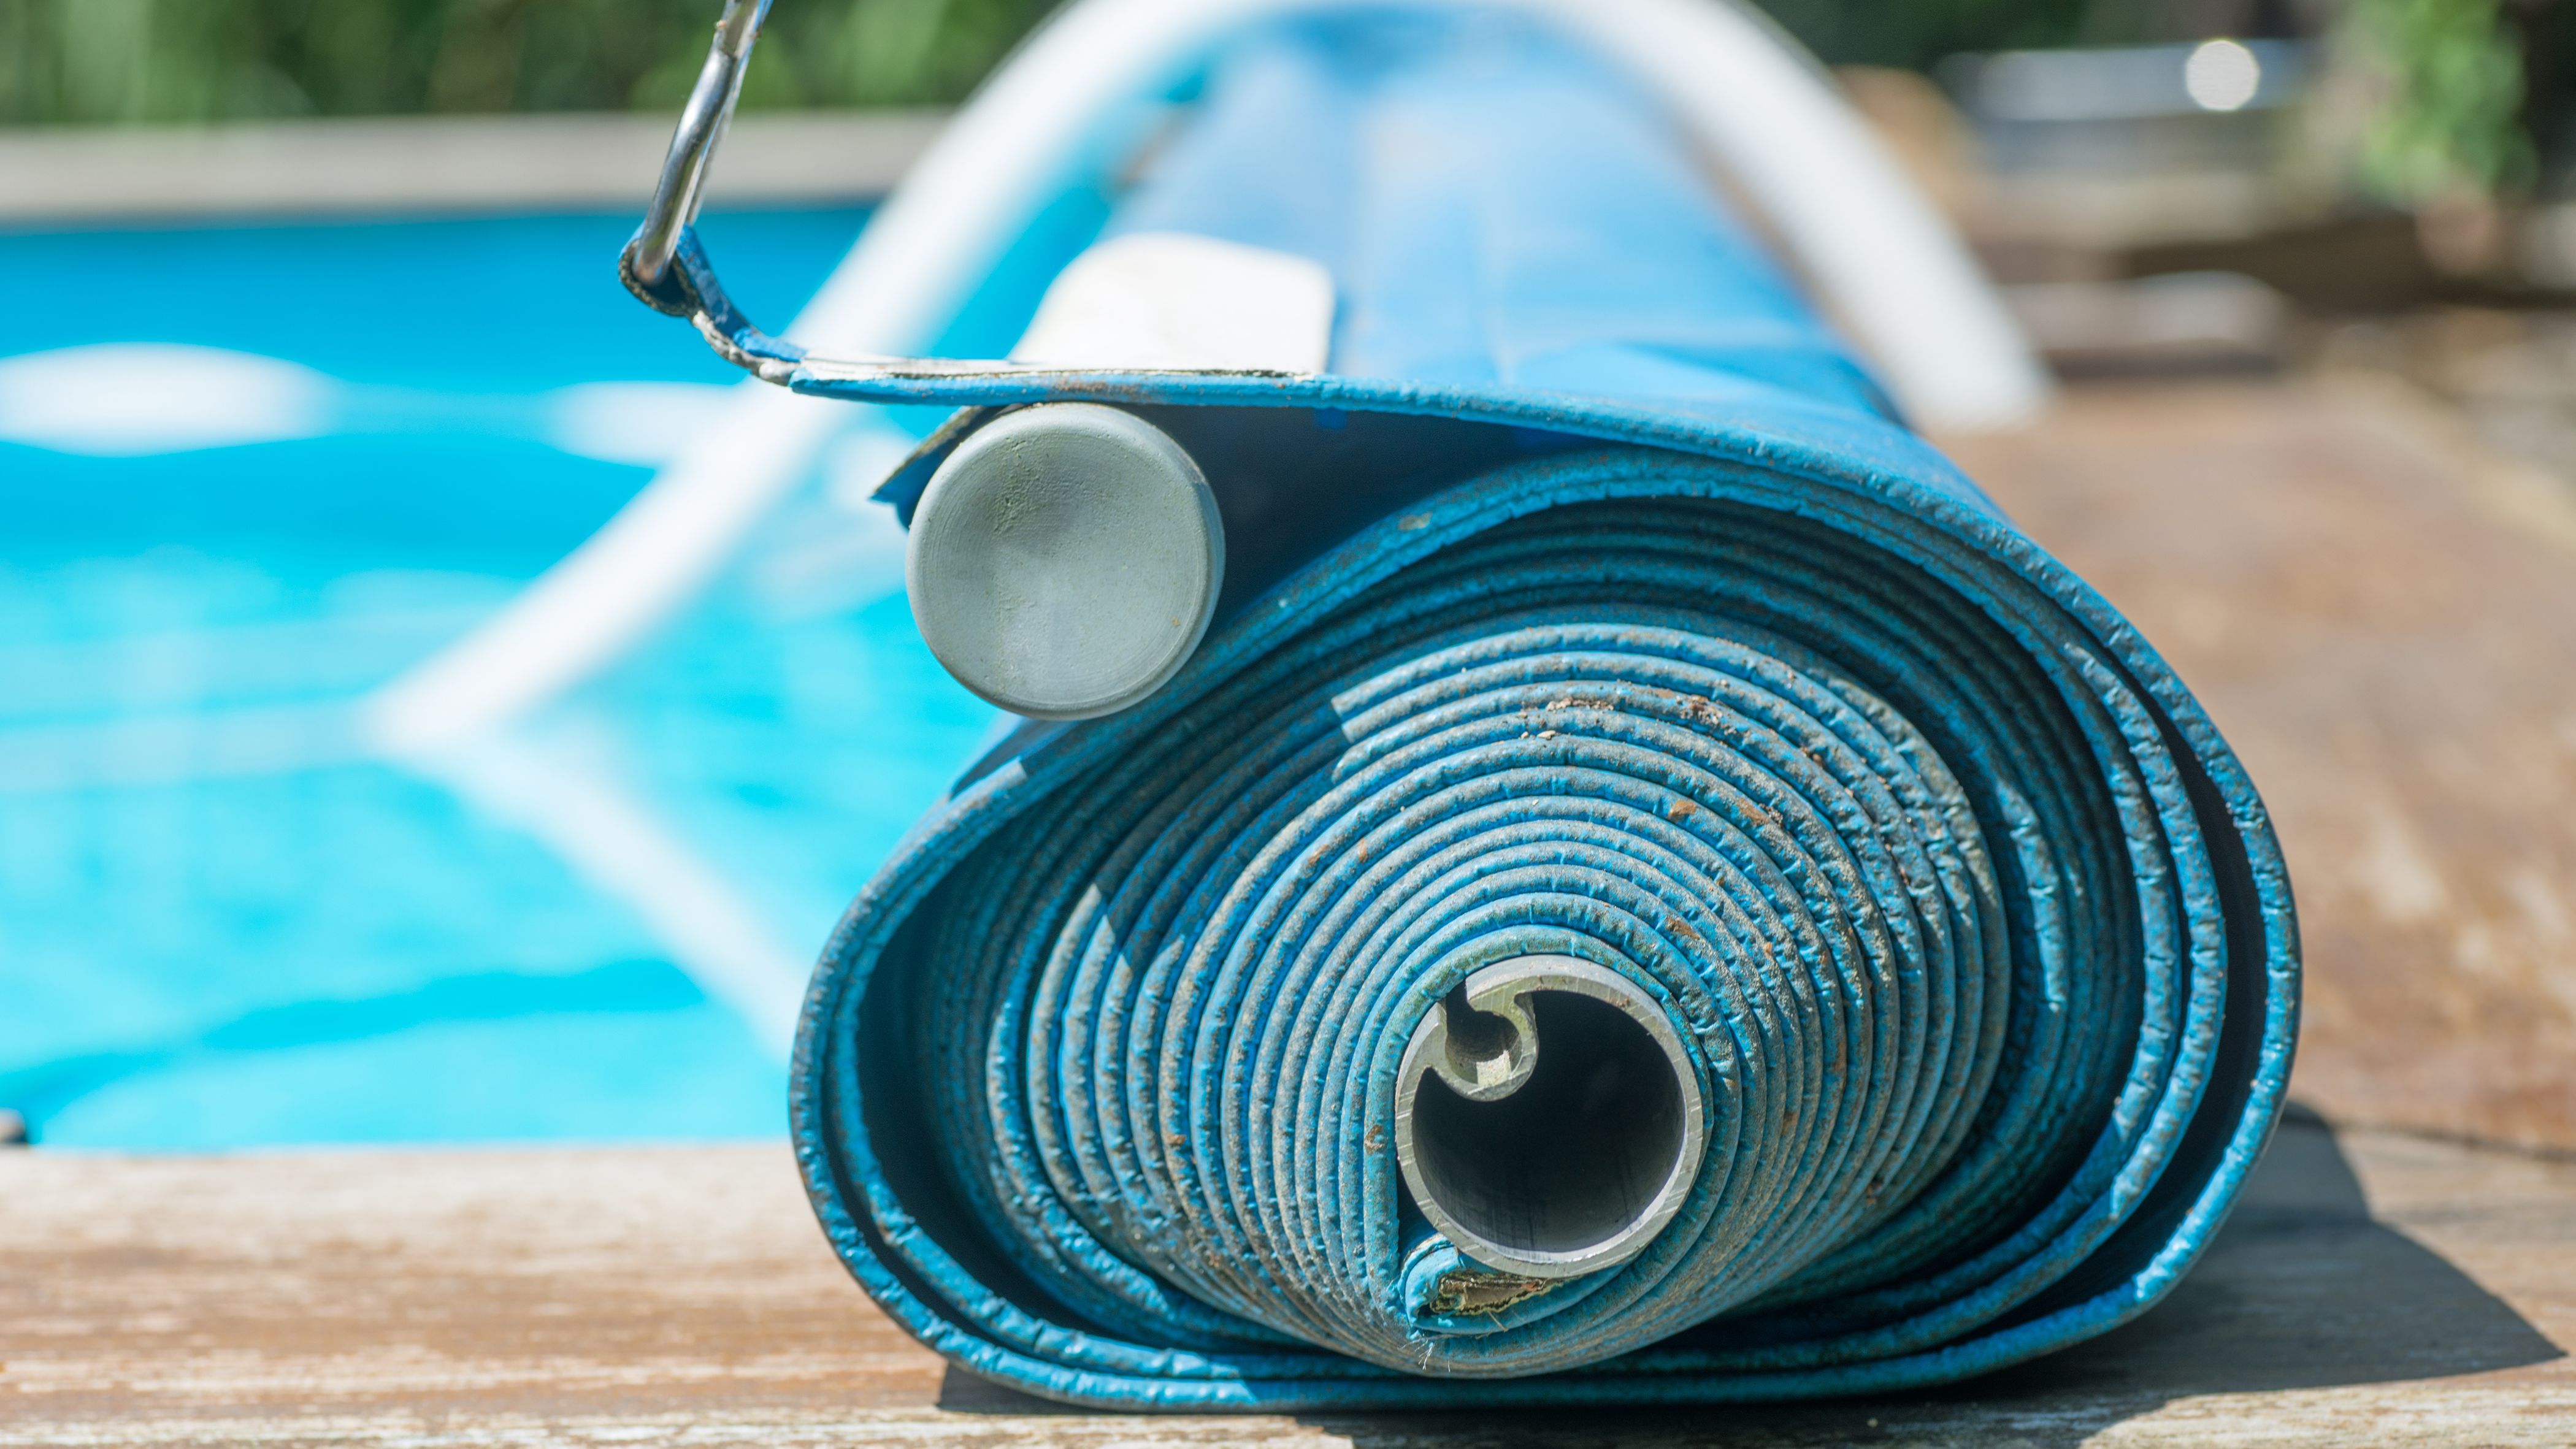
xmin=759 ymin=15 xmax=2298 ymax=1409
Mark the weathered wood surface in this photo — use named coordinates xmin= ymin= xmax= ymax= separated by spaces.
xmin=1942 ymin=377 xmax=2576 ymax=1155
xmin=3 ymin=1110 xmax=2570 ymax=1447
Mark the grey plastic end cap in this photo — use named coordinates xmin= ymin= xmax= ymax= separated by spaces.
xmin=905 ymin=403 xmax=1224 ymax=721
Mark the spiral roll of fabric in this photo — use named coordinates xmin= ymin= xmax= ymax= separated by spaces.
xmin=924 ymin=485 xmax=2126 ymax=1377
xmin=713 ymin=10 xmax=2301 ymax=1412
xmin=795 ymin=437 xmax=2296 ymax=1407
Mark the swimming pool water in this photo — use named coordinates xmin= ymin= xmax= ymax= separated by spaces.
xmin=0 ymin=207 xmax=1000 ymax=1149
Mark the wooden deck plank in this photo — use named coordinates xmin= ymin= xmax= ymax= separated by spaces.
xmin=1941 ymin=377 xmax=2576 ymax=1154
xmin=4 ymin=1111 xmax=2570 ymax=1446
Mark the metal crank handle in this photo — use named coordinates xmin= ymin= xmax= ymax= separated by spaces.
xmin=624 ymin=0 xmax=774 ymax=292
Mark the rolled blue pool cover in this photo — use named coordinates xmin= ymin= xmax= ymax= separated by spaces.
xmin=640 ymin=13 xmax=2299 ymax=1411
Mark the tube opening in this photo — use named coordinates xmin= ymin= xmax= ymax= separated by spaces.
xmin=1395 ymin=958 xmax=1704 ymax=1278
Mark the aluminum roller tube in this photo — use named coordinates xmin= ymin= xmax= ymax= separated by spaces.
xmin=663 ymin=11 xmax=2299 ymax=1412
xmin=1393 ymin=955 xmax=1709 ymax=1283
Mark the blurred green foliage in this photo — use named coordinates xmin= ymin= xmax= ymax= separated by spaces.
xmin=0 ymin=0 xmax=2185 ymax=128
xmin=0 ymin=0 xmax=1057 ymax=125
xmin=1758 ymin=0 xmax=2104 ymax=69
xmin=0 ymin=0 xmax=2559 ymax=203
xmin=2340 ymin=0 xmax=2534 ymax=201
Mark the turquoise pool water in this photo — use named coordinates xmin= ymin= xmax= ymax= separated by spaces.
xmin=0 ymin=208 xmax=999 ymax=1149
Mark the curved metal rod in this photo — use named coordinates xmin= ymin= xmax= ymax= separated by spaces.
xmin=617 ymin=0 xmax=2047 ymax=430
xmin=626 ymin=0 xmax=775 ymax=290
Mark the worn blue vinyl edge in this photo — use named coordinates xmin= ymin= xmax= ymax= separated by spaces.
xmin=624 ymin=14 xmax=2300 ymax=1409
xmin=779 ymin=374 xmax=2299 ymax=1408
